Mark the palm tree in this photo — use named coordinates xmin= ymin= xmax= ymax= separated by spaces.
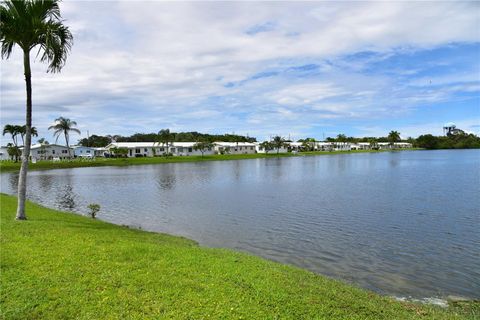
xmin=18 ymin=125 xmax=38 ymax=146
xmin=1 ymin=0 xmax=73 ymax=220
xmin=260 ymin=141 xmax=274 ymax=154
xmin=2 ymin=124 xmax=20 ymax=146
xmin=272 ymin=136 xmax=287 ymax=154
xmin=48 ymin=117 xmax=80 ymax=158
xmin=388 ymin=131 xmax=401 ymax=148
xmin=157 ymin=129 xmax=175 ymax=156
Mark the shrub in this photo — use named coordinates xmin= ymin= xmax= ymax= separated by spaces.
xmin=87 ymin=203 xmax=100 ymax=219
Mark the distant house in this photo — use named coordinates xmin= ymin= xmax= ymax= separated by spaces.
xmin=28 ymin=143 xmax=72 ymax=160
xmin=105 ymin=142 xmax=214 ymax=157
xmin=0 ymin=146 xmax=10 ymax=160
xmin=72 ymin=146 xmax=108 ymax=158
xmin=315 ymin=142 xmax=334 ymax=151
xmin=255 ymin=142 xmax=289 ymax=153
xmin=73 ymin=146 xmax=94 ymax=158
xmin=213 ymin=142 xmax=257 ymax=154
xmin=350 ymin=142 xmax=371 ymax=150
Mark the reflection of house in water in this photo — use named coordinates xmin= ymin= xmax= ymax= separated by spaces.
xmin=443 ymin=123 xmax=465 ymax=137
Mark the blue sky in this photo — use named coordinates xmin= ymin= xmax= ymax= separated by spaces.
xmin=1 ymin=1 xmax=479 ymax=144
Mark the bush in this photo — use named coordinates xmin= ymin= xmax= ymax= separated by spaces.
xmin=87 ymin=203 xmax=100 ymax=219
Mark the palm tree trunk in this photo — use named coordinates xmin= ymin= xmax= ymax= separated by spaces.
xmin=65 ymin=131 xmax=70 ymax=158
xmin=16 ymin=49 xmax=32 ymax=220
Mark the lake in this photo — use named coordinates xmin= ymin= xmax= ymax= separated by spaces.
xmin=1 ymin=149 xmax=479 ymax=300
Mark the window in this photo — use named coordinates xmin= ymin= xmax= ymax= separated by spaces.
xmin=159 ymin=148 xmax=164 ymax=152
xmin=188 ymin=148 xmax=192 ymax=152
xmin=144 ymin=148 xmax=148 ymax=152
xmin=250 ymin=147 xmax=254 ymax=150
xmin=62 ymin=150 xmax=68 ymax=154
xmin=86 ymin=150 xmax=90 ymax=153
xmin=135 ymin=148 xmax=140 ymax=153
xmin=52 ymin=150 xmax=55 ymax=154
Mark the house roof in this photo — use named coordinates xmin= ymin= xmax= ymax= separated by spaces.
xmin=28 ymin=143 xmax=71 ymax=150
xmin=214 ymin=142 xmax=257 ymax=147
xmin=106 ymin=142 xmax=205 ymax=149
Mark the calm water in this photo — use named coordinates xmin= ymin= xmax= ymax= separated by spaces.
xmin=1 ymin=150 xmax=479 ymax=299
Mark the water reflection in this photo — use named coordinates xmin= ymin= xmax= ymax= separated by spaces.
xmin=56 ymin=185 xmax=76 ymax=211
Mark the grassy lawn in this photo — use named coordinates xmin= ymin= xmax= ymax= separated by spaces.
xmin=0 ymin=149 xmax=421 ymax=173
xmin=1 ymin=194 xmax=477 ymax=319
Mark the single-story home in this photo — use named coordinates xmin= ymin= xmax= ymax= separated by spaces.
xmin=73 ymin=146 xmax=107 ymax=158
xmin=28 ymin=143 xmax=73 ymax=160
xmin=105 ymin=142 xmax=215 ymax=157
xmin=255 ymin=142 xmax=289 ymax=153
xmin=213 ymin=142 xmax=257 ymax=154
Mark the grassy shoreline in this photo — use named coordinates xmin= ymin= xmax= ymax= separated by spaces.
xmin=0 ymin=148 xmax=421 ymax=173
xmin=1 ymin=194 xmax=477 ymax=319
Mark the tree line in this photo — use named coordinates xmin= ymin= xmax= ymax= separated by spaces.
xmin=78 ymin=129 xmax=257 ymax=147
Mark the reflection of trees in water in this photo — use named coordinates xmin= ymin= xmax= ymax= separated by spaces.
xmin=56 ymin=185 xmax=76 ymax=211
xmin=8 ymin=173 xmax=18 ymax=191
xmin=39 ymin=175 xmax=54 ymax=193
xmin=157 ymin=174 xmax=176 ymax=190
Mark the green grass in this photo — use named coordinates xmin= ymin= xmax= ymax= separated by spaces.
xmin=0 ymin=148 xmax=421 ymax=173
xmin=1 ymin=194 xmax=477 ymax=319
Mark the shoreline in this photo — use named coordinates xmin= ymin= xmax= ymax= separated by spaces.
xmin=1 ymin=194 xmax=478 ymax=318
xmin=0 ymin=148 xmax=421 ymax=173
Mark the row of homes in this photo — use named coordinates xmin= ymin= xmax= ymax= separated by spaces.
xmin=0 ymin=141 xmax=413 ymax=161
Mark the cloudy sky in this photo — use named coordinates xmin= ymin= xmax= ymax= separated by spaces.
xmin=1 ymin=1 xmax=479 ymax=144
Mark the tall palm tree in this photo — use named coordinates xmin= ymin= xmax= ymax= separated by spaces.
xmin=2 ymin=124 xmax=20 ymax=146
xmin=388 ymin=131 xmax=401 ymax=148
xmin=18 ymin=125 xmax=38 ymax=146
xmin=49 ymin=117 xmax=80 ymax=158
xmin=1 ymin=0 xmax=73 ymax=220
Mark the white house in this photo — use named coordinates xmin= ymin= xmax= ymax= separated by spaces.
xmin=394 ymin=142 xmax=413 ymax=148
xmin=350 ymin=142 xmax=371 ymax=150
xmin=72 ymin=146 xmax=108 ymax=158
xmin=0 ymin=146 xmax=10 ymax=160
xmin=314 ymin=142 xmax=334 ymax=151
xmin=213 ymin=142 xmax=257 ymax=154
xmin=28 ymin=143 xmax=73 ymax=160
xmin=255 ymin=142 xmax=289 ymax=153
xmin=106 ymin=142 xmax=215 ymax=157
xmin=73 ymin=146 xmax=94 ymax=158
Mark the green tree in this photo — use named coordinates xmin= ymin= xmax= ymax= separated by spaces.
xmin=157 ymin=129 xmax=175 ymax=156
xmin=1 ymin=0 xmax=73 ymax=220
xmin=193 ymin=141 xmax=213 ymax=157
xmin=2 ymin=124 xmax=20 ymax=146
xmin=260 ymin=141 xmax=274 ymax=154
xmin=336 ymin=134 xmax=347 ymax=142
xmin=368 ymin=138 xmax=378 ymax=150
xmin=272 ymin=136 xmax=287 ymax=154
xmin=6 ymin=143 xmax=21 ymax=162
xmin=18 ymin=125 xmax=38 ymax=146
xmin=48 ymin=117 xmax=81 ymax=158
xmin=388 ymin=131 xmax=401 ymax=148
xmin=37 ymin=137 xmax=49 ymax=144
xmin=110 ymin=147 xmax=128 ymax=158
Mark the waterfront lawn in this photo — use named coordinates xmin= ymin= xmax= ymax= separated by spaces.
xmin=0 ymin=149 xmax=420 ymax=173
xmin=1 ymin=195 xmax=476 ymax=319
